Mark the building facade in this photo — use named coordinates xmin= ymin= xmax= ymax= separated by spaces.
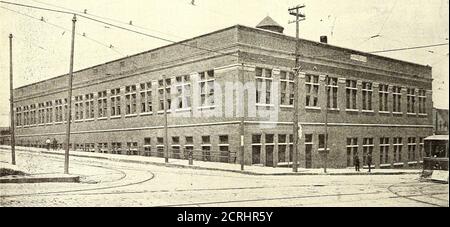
xmin=12 ymin=18 xmax=433 ymax=169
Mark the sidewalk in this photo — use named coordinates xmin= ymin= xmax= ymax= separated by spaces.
xmin=0 ymin=145 xmax=421 ymax=176
xmin=0 ymin=161 xmax=79 ymax=184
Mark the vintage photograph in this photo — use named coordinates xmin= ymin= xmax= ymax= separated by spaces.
xmin=0 ymin=0 xmax=448 ymax=209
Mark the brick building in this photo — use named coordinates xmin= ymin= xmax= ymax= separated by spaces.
xmin=12 ymin=17 xmax=433 ymax=168
xmin=433 ymin=108 xmax=449 ymax=135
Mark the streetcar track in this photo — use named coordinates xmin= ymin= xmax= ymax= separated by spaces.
xmin=387 ymin=183 xmax=447 ymax=207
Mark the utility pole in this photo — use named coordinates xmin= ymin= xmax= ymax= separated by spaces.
xmin=240 ymin=62 xmax=245 ymax=171
xmin=64 ymin=14 xmax=77 ymax=174
xmin=9 ymin=33 xmax=16 ymax=165
xmin=164 ymin=75 xmax=169 ymax=163
xmin=324 ymin=75 xmax=329 ymax=173
xmin=288 ymin=4 xmax=306 ymax=172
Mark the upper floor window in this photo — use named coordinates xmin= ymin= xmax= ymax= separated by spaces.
xmin=199 ymin=70 xmax=215 ymax=108
xmin=45 ymin=101 xmax=53 ymax=123
xmin=305 ymin=74 xmax=319 ymax=107
xmin=74 ymin=95 xmax=84 ymax=120
xmin=85 ymin=93 xmax=94 ymax=119
xmin=418 ymin=89 xmax=426 ymax=114
xmin=55 ymin=99 xmax=63 ymax=122
xmin=346 ymin=80 xmax=357 ymax=110
xmin=125 ymin=85 xmax=137 ymax=115
xmin=406 ymin=88 xmax=416 ymax=114
xmin=175 ymin=75 xmax=191 ymax=110
xmin=379 ymin=84 xmax=389 ymax=112
xmin=38 ymin=102 xmax=45 ymax=124
xmin=392 ymin=86 xmax=402 ymax=113
xmin=362 ymin=82 xmax=372 ymax=111
xmin=256 ymin=68 xmax=273 ymax=106
xmin=326 ymin=77 xmax=338 ymax=109
xmin=280 ymin=71 xmax=294 ymax=106
xmin=158 ymin=78 xmax=171 ymax=113
xmin=98 ymin=91 xmax=107 ymax=118
xmin=140 ymin=82 xmax=153 ymax=114
xmin=111 ymin=88 xmax=121 ymax=117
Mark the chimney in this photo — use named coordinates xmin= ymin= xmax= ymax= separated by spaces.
xmin=320 ymin=36 xmax=328 ymax=44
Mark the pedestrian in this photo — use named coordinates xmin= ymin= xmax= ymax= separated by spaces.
xmin=354 ymin=154 xmax=360 ymax=172
xmin=52 ymin=138 xmax=58 ymax=150
xmin=367 ymin=152 xmax=373 ymax=173
xmin=45 ymin=138 xmax=51 ymax=151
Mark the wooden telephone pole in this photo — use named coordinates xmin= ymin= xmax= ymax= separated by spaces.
xmin=9 ymin=33 xmax=16 ymax=165
xmin=288 ymin=4 xmax=306 ymax=172
xmin=64 ymin=14 xmax=77 ymax=174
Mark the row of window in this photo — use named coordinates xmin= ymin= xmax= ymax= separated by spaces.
xmin=15 ymin=67 xmax=428 ymax=127
xmin=15 ymin=70 xmax=215 ymax=126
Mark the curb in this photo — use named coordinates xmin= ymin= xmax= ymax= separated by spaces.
xmin=0 ymin=175 xmax=80 ymax=184
xmin=1 ymin=147 xmax=421 ymax=176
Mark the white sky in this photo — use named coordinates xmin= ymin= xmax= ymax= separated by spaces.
xmin=0 ymin=0 xmax=448 ymax=127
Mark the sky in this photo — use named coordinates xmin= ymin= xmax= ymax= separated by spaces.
xmin=0 ymin=0 xmax=448 ymax=127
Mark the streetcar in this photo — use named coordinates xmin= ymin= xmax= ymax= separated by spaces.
xmin=422 ymin=135 xmax=448 ymax=183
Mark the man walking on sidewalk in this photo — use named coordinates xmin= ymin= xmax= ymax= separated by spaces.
xmin=367 ymin=152 xmax=372 ymax=173
xmin=354 ymin=154 xmax=360 ymax=172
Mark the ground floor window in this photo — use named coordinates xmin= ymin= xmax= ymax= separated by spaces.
xmin=407 ymin=137 xmax=416 ymax=161
xmin=379 ymin=138 xmax=390 ymax=164
xmin=126 ymin=142 xmax=138 ymax=155
xmin=393 ymin=137 xmax=403 ymax=163
xmin=98 ymin=143 xmax=108 ymax=153
xmin=201 ymin=136 xmax=211 ymax=161
xmin=362 ymin=138 xmax=374 ymax=165
xmin=219 ymin=135 xmax=230 ymax=163
xmin=156 ymin=137 xmax=164 ymax=157
xmin=144 ymin=138 xmax=151 ymax=156
xmin=304 ymin=134 xmax=313 ymax=168
xmin=278 ymin=134 xmax=287 ymax=163
xmin=346 ymin=138 xmax=358 ymax=167
xmin=252 ymin=134 xmax=262 ymax=164
xmin=111 ymin=142 xmax=123 ymax=154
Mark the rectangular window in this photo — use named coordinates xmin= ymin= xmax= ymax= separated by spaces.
xmin=362 ymin=138 xmax=374 ymax=165
xmin=158 ymin=79 xmax=171 ymax=113
xmin=45 ymin=101 xmax=53 ymax=123
xmin=125 ymin=85 xmax=137 ymax=115
xmin=418 ymin=89 xmax=426 ymax=114
xmin=256 ymin=68 xmax=273 ymax=106
xmin=171 ymin=136 xmax=181 ymax=159
xmin=304 ymin=134 xmax=313 ymax=168
xmin=407 ymin=88 xmax=416 ymax=114
xmin=318 ymin=134 xmax=328 ymax=150
xmin=418 ymin=137 xmax=424 ymax=160
xmin=140 ymin=82 xmax=153 ymax=114
xmin=111 ymin=142 xmax=122 ymax=155
xmin=280 ymin=71 xmax=294 ymax=106
xmin=219 ymin=135 xmax=230 ymax=163
xmin=16 ymin=107 xmax=22 ymax=126
xmin=199 ymin=70 xmax=215 ymax=107
xmin=156 ymin=137 xmax=164 ymax=157
xmin=362 ymin=82 xmax=373 ymax=111
xmin=393 ymin=137 xmax=403 ymax=163
xmin=326 ymin=77 xmax=338 ymax=109
xmin=175 ymin=75 xmax=191 ymax=110
xmin=407 ymin=137 xmax=416 ymax=161
xmin=346 ymin=80 xmax=358 ymax=110
xmin=74 ymin=95 xmax=83 ymax=121
xmin=110 ymin=88 xmax=121 ymax=117
xmin=305 ymin=74 xmax=319 ymax=107
xmin=379 ymin=137 xmax=390 ymax=164
xmin=143 ymin=137 xmax=151 ymax=156
xmin=392 ymin=86 xmax=402 ymax=113
xmin=201 ymin=136 xmax=211 ymax=162
xmin=126 ymin=142 xmax=138 ymax=155
xmin=252 ymin=134 xmax=262 ymax=164
xmin=278 ymin=134 xmax=287 ymax=163
xmin=185 ymin=136 xmax=194 ymax=159
xmin=98 ymin=91 xmax=107 ymax=118
xmin=29 ymin=104 xmax=36 ymax=125
xmin=55 ymin=99 xmax=63 ymax=122
xmin=85 ymin=93 xmax=94 ymax=119
xmin=38 ymin=103 xmax=45 ymax=124
xmin=379 ymin=84 xmax=389 ymax=112
xmin=346 ymin=138 xmax=358 ymax=167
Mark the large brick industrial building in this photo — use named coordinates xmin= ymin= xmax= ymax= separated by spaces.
xmin=10 ymin=17 xmax=434 ymax=169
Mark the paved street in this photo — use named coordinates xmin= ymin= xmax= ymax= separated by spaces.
xmin=1 ymin=149 xmax=448 ymax=207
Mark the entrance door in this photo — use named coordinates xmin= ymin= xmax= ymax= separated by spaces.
xmin=266 ymin=145 xmax=274 ymax=167
xmin=252 ymin=146 xmax=261 ymax=164
xmin=305 ymin=143 xmax=312 ymax=168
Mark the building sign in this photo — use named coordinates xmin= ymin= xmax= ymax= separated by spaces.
xmin=350 ymin=54 xmax=367 ymax=63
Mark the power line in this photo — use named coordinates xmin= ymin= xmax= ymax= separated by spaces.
xmin=31 ymin=0 xmax=186 ymax=40
xmin=0 ymin=6 xmax=124 ymax=56
xmin=0 ymin=0 xmax=73 ymax=15
xmin=369 ymin=43 xmax=449 ymax=54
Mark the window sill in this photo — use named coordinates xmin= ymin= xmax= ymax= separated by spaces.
xmin=362 ymin=110 xmax=375 ymax=114
xmin=305 ymin=106 xmax=321 ymax=110
xmin=380 ymin=164 xmax=391 ymax=167
xmin=54 ymin=122 xmax=63 ymax=125
xmin=140 ymin=112 xmax=153 ymax=116
xmin=327 ymin=108 xmax=340 ymax=111
xmin=85 ymin=118 xmax=95 ymax=122
xmin=280 ymin=105 xmax=294 ymax=108
xmin=418 ymin=113 xmax=428 ymax=117
xmin=38 ymin=124 xmax=45 ymax=126
xmin=345 ymin=109 xmax=359 ymax=112
xmin=392 ymin=112 xmax=403 ymax=115
xmin=110 ymin=116 xmax=121 ymax=119
xmin=97 ymin=117 xmax=108 ymax=121
xmin=256 ymin=104 xmax=275 ymax=107
xmin=74 ymin=120 xmax=84 ymax=123
xmin=379 ymin=111 xmax=390 ymax=114
xmin=125 ymin=114 xmax=138 ymax=118
xmin=157 ymin=110 xmax=172 ymax=114
xmin=175 ymin=108 xmax=192 ymax=113
xmin=407 ymin=113 xmax=417 ymax=116
xmin=198 ymin=106 xmax=216 ymax=110
xmin=393 ymin=162 xmax=404 ymax=166
xmin=45 ymin=123 xmax=53 ymax=126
